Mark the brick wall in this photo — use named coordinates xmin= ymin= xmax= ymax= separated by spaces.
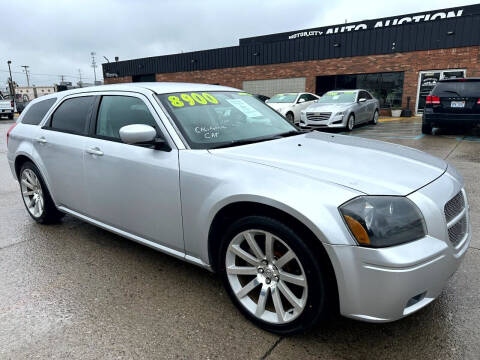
xmin=106 ymin=46 xmax=480 ymax=113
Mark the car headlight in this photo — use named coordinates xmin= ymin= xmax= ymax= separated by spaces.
xmin=339 ymin=196 xmax=426 ymax=248
xmin=335 ymin=111 xmax=345 ymax=116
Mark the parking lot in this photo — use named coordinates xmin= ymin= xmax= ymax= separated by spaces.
xmin=0 ymin=117 xmax=479 ymax=359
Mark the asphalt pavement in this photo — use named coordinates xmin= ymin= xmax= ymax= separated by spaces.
xmin=0 ymin=117 xmax=479 ymax=359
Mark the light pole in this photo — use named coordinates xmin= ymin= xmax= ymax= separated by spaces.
xmin=7 ymin=61 xmax=16 ymax=109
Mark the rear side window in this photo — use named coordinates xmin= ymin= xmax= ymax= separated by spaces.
xmin=433 ymin=81 xmax=480 ymax=97
xmin=21 ymin=98 xmax=56 ymax=125
xmin=50 ymin=96 xmax=95 ymax=134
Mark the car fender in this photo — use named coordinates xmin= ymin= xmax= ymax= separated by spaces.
xmin=179 ymin=150 xmax=361 ymax=266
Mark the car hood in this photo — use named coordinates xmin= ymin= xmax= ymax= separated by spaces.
xmin=305 ymin=103 xmax=353 ymax=112
xmin=210 ymin=131 xmax=447 ymax=196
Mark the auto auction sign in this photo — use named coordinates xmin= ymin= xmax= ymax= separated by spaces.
xmin=240 ymin=4 xmax=480 ymax=45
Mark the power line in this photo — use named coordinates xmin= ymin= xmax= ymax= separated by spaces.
xmin=0 ymin=69 xmax=97 ymax=81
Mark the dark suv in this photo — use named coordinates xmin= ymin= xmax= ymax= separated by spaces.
xmin=422 ymin=78 xmax=480 ymax=134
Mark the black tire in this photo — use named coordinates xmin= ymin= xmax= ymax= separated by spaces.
xmin=286 ymin=112 xmax=294 ymax=124
xmin=8 ymin=113 xmax=14 ymax=120
xmin=219 ymin=215 xmax=333 ymax=335
xmin=346 ymin=114 xmax=355 ymax=131
xmin=19 ymin=161 xmax=64 ymax=224
xmin=421 ymin=122 xmax=432 ymax=135
xmin=371 ymin=110 xmax=379 ymax=125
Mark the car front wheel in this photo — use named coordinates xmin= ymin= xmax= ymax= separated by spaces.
xmin=219 ymin=215 xmax=331 ymax=334
xmin=346 ymin=114 xmax=355 ymax=131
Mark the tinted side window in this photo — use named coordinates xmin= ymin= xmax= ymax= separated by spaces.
xmin=305 ymin=94 xmax=318 ymax=101
xmin=364 ymin=92 xmax=372 ymax=100
xmin=298 ymin=94 xmax=309 ymax=102
xmin=50 ymin=96 xmax=95 ymax=134
xmin=96 ymin=96 xmax=157 ymax=140
xmin=22 ymin=98 xmax=56 ymax=125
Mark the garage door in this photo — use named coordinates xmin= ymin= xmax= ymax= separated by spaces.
xmin=242 ymin=78 xmax=306 ymax=97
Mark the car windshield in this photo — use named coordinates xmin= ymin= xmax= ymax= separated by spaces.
xmin=433 ymin=81 xmax=480 ymax=97
xmin=268 ymin=93 xmax=298 ymax=103
xmin=317 ymin=91 xmax=357 ymax=104
xmin=157 ymin=91 xmax=298 ymax=149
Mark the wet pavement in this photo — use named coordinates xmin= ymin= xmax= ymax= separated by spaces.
xmin=0 ymin=118 xmax=479 ymax=359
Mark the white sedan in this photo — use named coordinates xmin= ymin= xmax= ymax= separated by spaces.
xmin=266 ymin=92 xmax=319 ymax=124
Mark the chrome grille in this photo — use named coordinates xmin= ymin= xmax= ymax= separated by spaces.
xmin=306 ymin=112 xmax=331 ymax=121
xmin=444 ymin=191 xmax=465 ymax=223
xmin=444 ymin=191 xmax=467 ymax=245
xmin=447 ymin=215 xmax=467 ymax=245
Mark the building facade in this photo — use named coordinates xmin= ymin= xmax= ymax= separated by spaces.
xmin=15 ymin=85 xmax=56 ymax=101
xmin=103 ymin=4 xmax=480 ymax=115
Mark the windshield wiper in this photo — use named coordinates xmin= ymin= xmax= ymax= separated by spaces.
xmin=209 ymin=131 xmax=300 ymax=149
xmin=209 ymin=137 xmax=275 ymax=149
xmin=274 ymin=130 xmax=300 ymax=138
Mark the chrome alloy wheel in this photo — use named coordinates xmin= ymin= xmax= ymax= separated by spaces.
xmin=225 ymin=230 xmax=308 ymax=324
xmin=20 ymin=169 xmax=44 ymax=218
xmin=373 ymin=110 xmax=379 ymax=124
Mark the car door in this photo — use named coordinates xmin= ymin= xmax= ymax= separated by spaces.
xmin=363 ymin=91 xmax=376 ymax=122
xmin=35 ymin=94 xmax=96 ymax=213
xmin=357 ymin=91 xmax=370 ymax=122
xmin=83 ymin=93 xmax=184 ymax=252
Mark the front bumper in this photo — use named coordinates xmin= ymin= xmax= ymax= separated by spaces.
xmin=325 ymin=168 xmax=470 ymax=322
xmin=299 ymin=112 xmax=346 ymax=129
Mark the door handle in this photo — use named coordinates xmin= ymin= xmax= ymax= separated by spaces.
xmin=36 ymin=137 xmax=47 ymax=144
xmin=86 ymin=147 xmax=104 ymax=156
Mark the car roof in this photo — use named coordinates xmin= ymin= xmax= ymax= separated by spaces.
xmin=32 ymin=82 xmax=240 ymax=102
xmin=438 ymin=78 xmax=480 ymax=82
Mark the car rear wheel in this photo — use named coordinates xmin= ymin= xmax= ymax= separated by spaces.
xmin=219 ymin=215 xmax=331 ymax=335
xmin=19 ymin=161 xmax=64 ymax=224
xmin=421 ymin=121 xmax=432 ymax=135
xmin=8 ymin=113 xmax=14 ymax=120
xmin=371 ymin=110 xmax=379 ymax=125
xmin=346 ymin=114 xmax=355 ymax=131
xmin=286 ymin=112 xmax=294 ymax=124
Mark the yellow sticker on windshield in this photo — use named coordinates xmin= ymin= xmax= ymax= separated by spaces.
xmin=168 ymin=92 xmax=219 ymax=107
xmin=237 ymin=92 xmax=252 ymax=96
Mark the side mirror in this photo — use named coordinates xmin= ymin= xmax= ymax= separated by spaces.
xmin=358 ymin=98 xmax=367 ymax=103
xmin=298 ymin=98 xmax=306 ymax=103
xmin=119 ymin=124 xmax=171 ymax=151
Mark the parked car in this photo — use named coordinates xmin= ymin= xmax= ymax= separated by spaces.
xmin=15 ymin=100 xmax=31 ymax=114
xmin=253 ymin=94 xmax=270 ymax=103
xmin=266 ymin=92 xmax=319 ymax=123
xmin=422 ymin=78 xmax=480 ymax=134
xmin=7 ymin=83 xmax=470 ymax=334
xmin=300 ymin=90 xmax=379 ymax=131
xmin=0 ymin=94 xmax=15 ymax=120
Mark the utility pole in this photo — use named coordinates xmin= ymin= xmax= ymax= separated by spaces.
xmin=7 ymin=60 xmax=16 ymax=108
xmin=59 ymin=75 xmax=65 ymax=83
xmin=78 ymin=69 xmax=83 ymax=87
xmin=90 ymin=52 xmax=97 ymax=83
xmin=21 ymin=65 xmax=30 ymax=86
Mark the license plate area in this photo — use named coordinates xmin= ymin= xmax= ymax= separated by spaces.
xmin=450 ymin=101 xmax=465 ymax=108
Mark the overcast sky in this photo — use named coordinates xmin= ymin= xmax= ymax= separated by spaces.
xmin=1 ymin=0 xmax=478 ymax=87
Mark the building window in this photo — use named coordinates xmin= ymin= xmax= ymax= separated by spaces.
xmin=316 ymin=71 xmax=404 ymax=108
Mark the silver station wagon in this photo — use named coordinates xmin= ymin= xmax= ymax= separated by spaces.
xmin=6 ymin=83 xmax=470 ymax=334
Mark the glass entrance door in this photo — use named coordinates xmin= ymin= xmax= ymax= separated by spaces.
xmin=416 ymin=69 xmax=466 ymax=114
